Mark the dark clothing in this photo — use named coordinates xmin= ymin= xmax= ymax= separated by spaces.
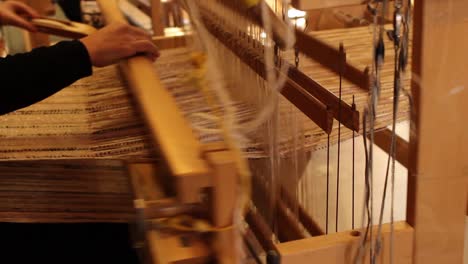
xmin=57 ymin=0 xmax=83 ymax=22
xmin=0 ymin=40 xmax=92 ymax=115
xmin=0 ymin=223 xmax=140 ymax=264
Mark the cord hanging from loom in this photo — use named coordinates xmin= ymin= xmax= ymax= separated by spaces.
xmin=355 ymin=1 xmax=388 ymax=262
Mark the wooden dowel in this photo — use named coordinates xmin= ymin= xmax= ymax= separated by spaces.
xmin=245 ymin=209 xmax=278 ymax=253
xmin=277 ymin=199 xmax=306 ymax=242
xmin=251 ymin=175 xmax=305 ymax=243
xmin=243 ymin=228 xmax=264 ymax=264
xmin=280 ymin=187 xmax=325 ymax=236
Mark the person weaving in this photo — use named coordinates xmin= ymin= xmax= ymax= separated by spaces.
xmin=0 ymin=0 xmax=159 ymax=115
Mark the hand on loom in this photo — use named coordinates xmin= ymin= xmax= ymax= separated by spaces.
xmin=80 ymin=22 xmax=160 ymax=67
xmin=0 ymin=1 xmax=39 ymax=32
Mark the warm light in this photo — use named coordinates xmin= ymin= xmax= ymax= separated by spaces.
xmin=288 ymin=8 xmax=306 ymax=19
xmin=295 ymin=18 xmax=306 ymax=29
xmin=288 ymin=7 xmax=307 ymax=30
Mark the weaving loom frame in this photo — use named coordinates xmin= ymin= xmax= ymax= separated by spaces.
xmin=96 ymin=0 xmax=467 ymax=263
xmin=97 ymin=0 xmax=243 ymax=263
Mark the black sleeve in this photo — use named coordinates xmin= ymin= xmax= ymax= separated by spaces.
xmin=0 ymin=40 xmax=93 ymax=115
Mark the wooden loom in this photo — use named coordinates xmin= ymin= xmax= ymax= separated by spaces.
xmin=0 ymin=0 xmax=466 ymax=264
xmin=97 ymin=0 xmax=467 ymax=263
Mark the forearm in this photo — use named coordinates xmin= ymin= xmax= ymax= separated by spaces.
xmin=0 ymin=40 xmax=92 ymax=114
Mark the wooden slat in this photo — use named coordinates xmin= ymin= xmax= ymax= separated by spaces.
xmin=288 ymin=66 xmax=360 ymax=131
xmin=245 ymin=209 xmax=278 ymax=253
xmin=282 ymin=80 xmax=334 ymax=134
xmin=96 ymin=0 xmax=210 ymax=203
xmin=373 ymin=128 xmax=409 ymax=169
xmin=251 ymin=174 xmax=305 ymax=243
xmin=280 ymin=187 xmax=324 ymax=236
xmin=277 ymin=199 xmax=306 ymax=242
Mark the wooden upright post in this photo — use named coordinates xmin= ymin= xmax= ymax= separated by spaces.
xmin=407 ymin=0 xmax=468 ymax=263
xmin=151 ymin=0 xmax=165 ymax=36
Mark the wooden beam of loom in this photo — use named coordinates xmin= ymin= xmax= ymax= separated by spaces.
xmin=291 ymin=0 xmax=367 ymax=11
xmin=251 ymin=173 xmax=307 ymax=243
xmin=277 ymin=222 xmax=414 ymax=264
xmin=245 ymin=209 xmax=279 ymax=254
xmin=280 ymin=186 xmax=324 ymax=236
xmin=96 ymin=0 xmax=210 ymax=203
xmin=407 ymin=0 xmax=468 ymax=263
xmin=199 ymin=6 xmax=362 ymax=132
xmin=214 ymin=0 xmax=370 ymax=91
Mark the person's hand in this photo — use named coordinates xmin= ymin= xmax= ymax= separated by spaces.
xmin=80 ymin=22 xmax=160 ymax=67
xmin=0 ymin=1 xmax=40 ymax=32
